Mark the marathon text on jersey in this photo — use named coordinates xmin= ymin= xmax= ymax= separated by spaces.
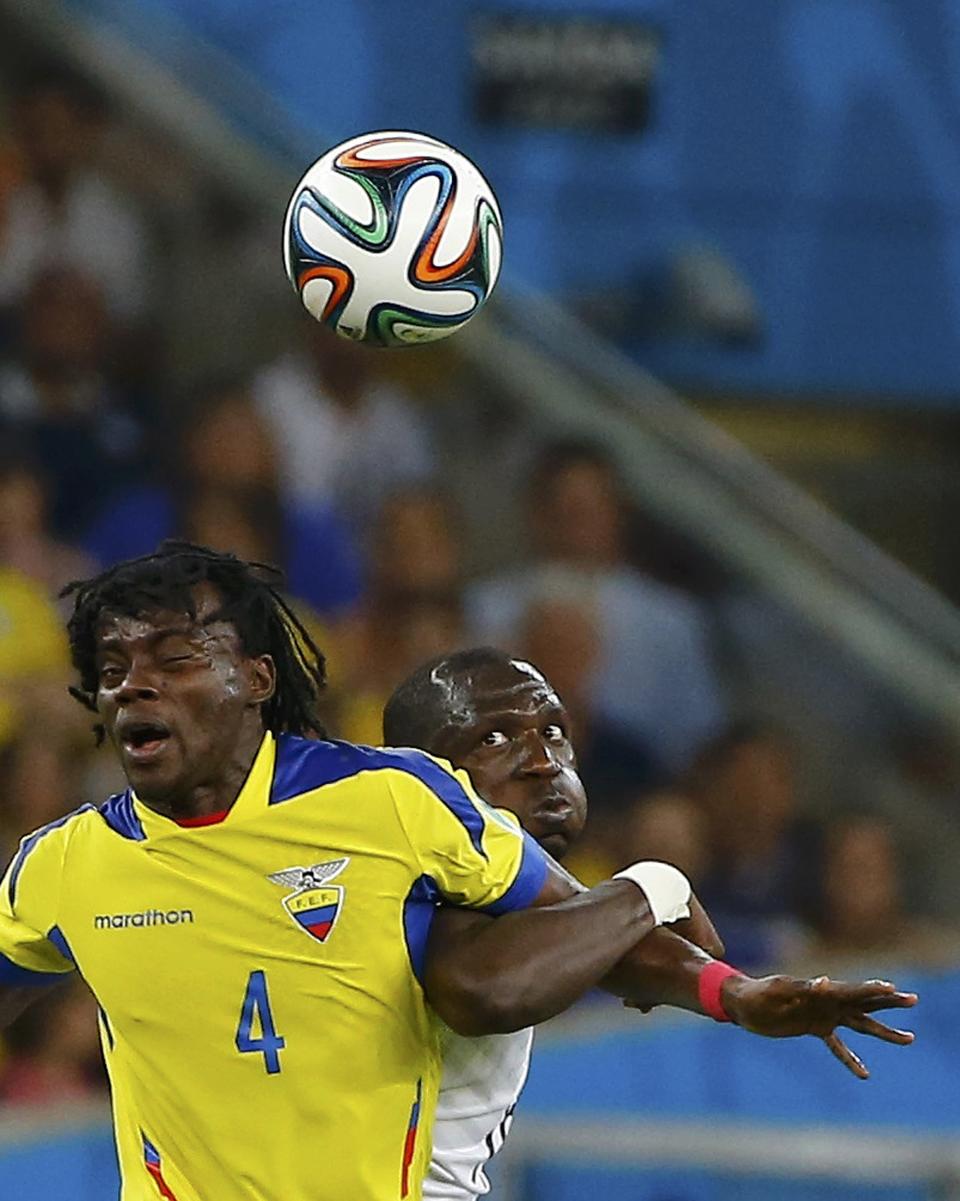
xmin=94 ymin=909 xmax=195 ymax=929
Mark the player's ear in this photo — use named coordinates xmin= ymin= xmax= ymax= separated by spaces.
xmin=247 ymin=654 xmax=276 ymax=707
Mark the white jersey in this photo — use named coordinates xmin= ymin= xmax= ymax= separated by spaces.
xmin=423 ymin=1025 xmax=535 ymax=1200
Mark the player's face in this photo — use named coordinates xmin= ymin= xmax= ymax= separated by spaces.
xmin=94 ymin=583 xmax=275 ymax=811
xmin=434 ymin=661 xmax=587 ymax=860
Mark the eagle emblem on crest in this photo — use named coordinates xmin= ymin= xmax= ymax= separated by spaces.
xmin=267 ymin=858 xmax=349 ymax=943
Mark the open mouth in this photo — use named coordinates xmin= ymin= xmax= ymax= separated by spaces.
xmin=119 ymin=720 xmax=172 ymax=761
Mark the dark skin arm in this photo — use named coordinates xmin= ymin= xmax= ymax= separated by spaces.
xmin=613 ymin=927 xmax=917 ymax=1079
xmin=424 ymin=861 xmax=917 ymax=1079
xmin=423 ymin=854 xmax=721 ymax=1036
xmin=425 ymin=877 xmax=649 ymax=1036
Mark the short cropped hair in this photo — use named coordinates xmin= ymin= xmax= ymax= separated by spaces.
xmin=382 ymin=646 xmax=514 ymax=752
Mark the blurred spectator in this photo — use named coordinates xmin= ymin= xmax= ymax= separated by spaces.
xmin=519 ymin=581 xmax=661 ymax=809
xmin=253 ymin=325 xmax=434 ymax=523
xmin=0 ymin=266 xmax=147 ymax=538
xmin=0 ymin=566 xmax=72 ymax=751
xmin=81 ymin=378 xmax=363 ymax=621
xmin=685 ymin=722 xmax=818 ymax=969
xmin=467 ymin=439 xmax=724 ymax=771
xmin=0 ymin=65 xmax=150 ymax=324
xmin=0 ymin=980 xmax=106 ymax=1108
xmin=619 ymin=789 xmax=711 ymax=886
xmin=184 ymin=484 xmax=279 ymax=567
xmin=839 ymin=716 xmax=960 ymax=918
xmin=341 ymin=589 xmax=466 ymax=747
xmin=0 ymin=730 xmax=95 ymax=866
xmin=335 ymin=487 xmax=464 ymax=743
xmin=0 ymin=441 xmax=94 ymax=597
xmin=891 ymin=720 xmax=960 ymax=798
xmin=805 ymin=812 xmax=960 ymax=971
xmin=369 ymin=487 xmax=460 ymax=595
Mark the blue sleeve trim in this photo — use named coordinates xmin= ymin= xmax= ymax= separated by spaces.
xmin=482 ymin=831 xmax=549 ymax=916
xmin=385 ymin=748 xmax=488 ymax=859
xmin=402 ymin=874 xmax=440 ymax=987
xmin=98 ymin=791 xmax=146 ymax=841
xmin=270 ymin=737 xmax=488 ymax=859
xmin=47 ymin=924 xmax=76 ymax=966
xmin=269 ymin=735 xmax=358 ymax=803
xmin=7 ymin=805 xmax=95 ymax=907
xmin=0 ymin=953 xmax=71 ymax=987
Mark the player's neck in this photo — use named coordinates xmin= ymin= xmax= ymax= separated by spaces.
xmin=136 ymin=723 xmax=267 ymax=822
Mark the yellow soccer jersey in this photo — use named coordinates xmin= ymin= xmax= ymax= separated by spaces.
xmin=0 ymin=733 xmax=546 ymax=1201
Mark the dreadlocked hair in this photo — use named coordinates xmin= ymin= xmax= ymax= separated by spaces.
xmin=61 ymin=540 xmax=326 ymax=742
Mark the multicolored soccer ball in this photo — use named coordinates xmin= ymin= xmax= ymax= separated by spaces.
xmin=283 ymin=130 xmax=503 ymax=347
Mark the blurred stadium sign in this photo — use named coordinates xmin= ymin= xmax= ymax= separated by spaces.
xmin=471 ymin=11 xmax=660 ymax=133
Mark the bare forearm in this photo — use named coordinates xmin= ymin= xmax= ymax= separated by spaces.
xmin=425 ymin=879 xmax=654 ymax=1034
xmin=601 ymin=925 xmax=717 ymax=1012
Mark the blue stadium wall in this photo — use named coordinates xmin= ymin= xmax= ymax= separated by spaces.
xmin=72 ymin=0 xmax=960 ymax=404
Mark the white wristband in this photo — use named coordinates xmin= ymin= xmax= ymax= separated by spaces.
xmin=613 ymin=861 xmax=692 ymax=926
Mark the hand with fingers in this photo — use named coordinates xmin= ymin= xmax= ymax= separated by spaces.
xmin=720 ymin=974 xmax=918 ymax=1079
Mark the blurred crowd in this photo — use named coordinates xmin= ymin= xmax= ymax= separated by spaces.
xmin=0 ymin=61 xmax=957 ymax=1113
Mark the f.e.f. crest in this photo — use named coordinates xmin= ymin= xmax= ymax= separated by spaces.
xmin=267 ymin=858 xmax=348 ymax=944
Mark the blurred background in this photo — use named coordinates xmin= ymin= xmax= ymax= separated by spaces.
xmin=0 ymin=0 xmax=959 ymax=1197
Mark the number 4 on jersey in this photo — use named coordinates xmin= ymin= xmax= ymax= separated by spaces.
xmin=236 ymin=970 xmax=285 ymax=1074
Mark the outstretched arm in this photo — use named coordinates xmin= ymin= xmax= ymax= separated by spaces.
xmin=424 ymin=860 xmax=916 ymax=1078
xmin=607 ymin=925 xmax=917 ymax=1079
xmin=423 ymin=854 xmax=718 ymax=1035
xmin=721 ymin=973 xmax=916 ymax=1078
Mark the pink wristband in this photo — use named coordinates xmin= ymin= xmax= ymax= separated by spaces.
xmin=698 ymin=961 xmax=743 ymax=1023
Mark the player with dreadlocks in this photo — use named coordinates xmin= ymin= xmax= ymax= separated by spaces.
xmin=0 ymin=541 xmax=684 ymax=1200
xmin=0 ymin=544 xmax=917 ymax=1201
xmin=63 ymin=539 xmax=327 ymax=756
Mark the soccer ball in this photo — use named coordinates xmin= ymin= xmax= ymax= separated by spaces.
xmin=283 ymin=130 xmax=503 ymax=347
